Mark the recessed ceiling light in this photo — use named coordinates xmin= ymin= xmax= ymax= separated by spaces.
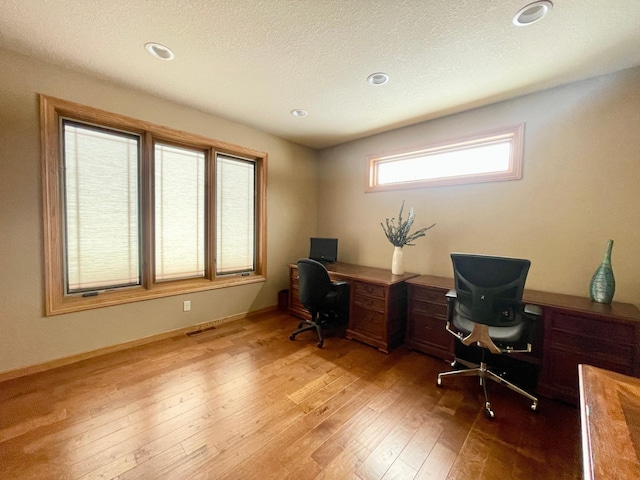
xmin=367 ymin=72 xmax=390 ymax=86
xmin=513 ymin=1 xmax=553 ymax=26
xmin=145 ymin=42 xmax=175 ymax=60
xmin=290 ymin=109 xmax=308 ymax=117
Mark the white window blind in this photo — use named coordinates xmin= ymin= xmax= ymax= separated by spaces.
xmin=154 ymin=143 xmax=206 ymax=281
xmin=42 ymin=96 xmax=267 ymax=315
xmin=63 ymin=122 xmax=140 ymax=292
xmin=216 ymin=154 xmax=255 ymax=274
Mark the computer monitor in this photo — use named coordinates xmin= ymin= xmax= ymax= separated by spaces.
xmin=309 ymin=237 xmax=338 ymax=264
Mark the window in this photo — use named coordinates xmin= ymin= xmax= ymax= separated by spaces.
xmin=154 ymin=143 xmax=206 ymax=282
xmin=63 ymin=122 xmax=141 ymax=292
xmin=41 ymin=95 xmax=267 ymax=315
xmin=366 ymin=124 xmax=524 ymax=192
xmin=216 ymin=155 xmax=256 ymax=275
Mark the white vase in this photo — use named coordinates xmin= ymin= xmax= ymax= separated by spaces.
xmin=391 ymin=246 xmax=404 ymax=275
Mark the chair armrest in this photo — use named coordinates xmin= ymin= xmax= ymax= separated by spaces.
xmin=330 ymin=281 xmax=349 ymax=301
xmin=524 ymin=303 xmax=542 ymax=317
xmin=445 ymin=289 xmax=457 ymax=326
xmin=446 ymin=289 xmax=457 ymax=312
xmin=443 ymin=289 xmax=464 ymax=342
xmin=519 ymin=303 xmax=542 ymax=349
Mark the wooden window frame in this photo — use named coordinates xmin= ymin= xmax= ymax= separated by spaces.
xmin=366 ymin=124 xmax=524 ymax=192
xmin=40 ymin=95 xmax=267 ymax=316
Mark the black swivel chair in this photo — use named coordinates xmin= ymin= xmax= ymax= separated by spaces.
xmin=290 ymin=258 xmax=348 ymax=348
xmin=437 ymin=253 xmax=541 ymax=419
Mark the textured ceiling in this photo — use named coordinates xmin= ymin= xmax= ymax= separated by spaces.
xmin=1 ymin=0 xmax=640 ymax=149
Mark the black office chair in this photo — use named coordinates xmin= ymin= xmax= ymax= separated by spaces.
xmin=436 ymin=253 xmax=541 ymax=419
xmin=290 ymin=258 xmax=348 ymax=348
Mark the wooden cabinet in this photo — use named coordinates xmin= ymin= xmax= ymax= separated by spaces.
xmin=404 ymin=276 xmax=454 ymax=361
xmin=347 ymin=279 xmax=410 ymax=353
xmin=292 ymin=265 xmax=640 ymax=403
xmin=349 ymin=281 xmax=386 ymax=344
xmin=288 ymin=262 xmax=417 ymax=353
xmin=404 ymin=277 xmax=640 ymax=405
xmin=535 ymin=295 xmax=640 ymax=404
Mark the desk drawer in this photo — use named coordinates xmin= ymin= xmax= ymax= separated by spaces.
xmin=353 ymin=294 xmax=385 ymax=313
xmin=551 ymin=330 xmax=634 ymax=366
xmin=350 ymin=304 xmax=384 ymax=338
xmin=548 ymin=348 xmax=633 ymax=401
xmin=411 ymin=287 xmax=446 ymax=304
xmin=409 ymin=311 xmax=451 ymax=345
xmin=353 ymin=281 xmax=385 ymax=299
xmin=551 ymin=313 xmax=634 ymax=345
xmin=411 ymin=299 xmax=447 ymax=319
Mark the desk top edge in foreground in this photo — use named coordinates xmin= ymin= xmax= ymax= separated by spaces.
xmin=579 ymin=364 xmax=640 ymax=480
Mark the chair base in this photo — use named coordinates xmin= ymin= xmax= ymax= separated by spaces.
xmin=289 ymin=319 xmax=325 ymax=348
xmin=437 ymin=357 xmax=538 ymax=419
xmin=289 ymin=310 xmax=343 ymax=348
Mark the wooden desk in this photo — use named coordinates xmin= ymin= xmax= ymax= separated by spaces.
xmin=579 ymin=364 xmax=640 ymax=479
xmin=405 ymin=275 xmax=640 ymax=404
xmin=288 ymin=262 xmax=418 ymax=352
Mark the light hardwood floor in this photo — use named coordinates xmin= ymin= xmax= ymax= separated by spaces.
xmin=0 ymin=310 xmax=581 ymax=479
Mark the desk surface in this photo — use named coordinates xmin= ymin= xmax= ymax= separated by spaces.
xmin=579 ymin=364 xmax=640 ymax=480
xmin=310 ymin=262 xmax=419 ymax=286
xmin=406 ymin=274 xmax=640 ymax=322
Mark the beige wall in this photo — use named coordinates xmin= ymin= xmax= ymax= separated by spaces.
xmin=0 ymin=48 xmax=318 ymax=374
xmin=318 ymin=67 xmax=640 ymax=306
xmin=2 ymin=46 xmax=639 ymax=376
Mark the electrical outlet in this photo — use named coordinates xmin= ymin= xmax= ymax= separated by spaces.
xmin=183 ymin=300 xmax=191 ymax=312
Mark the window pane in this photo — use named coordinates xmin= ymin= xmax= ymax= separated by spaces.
xmin=368 ymin=124 xmax=523 ymax=191
xmin=216 ymin=155 xmax=255 ymax=274
xmin=154 ymin=144 xmax=206 ymax=281
xmin=63 ymin=122 xmax=140 ymax=292
xmin=377 ymin=141 xmax=511 ymax=184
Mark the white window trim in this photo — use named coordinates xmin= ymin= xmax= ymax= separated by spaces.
xmin=366 ymin=124 xmax=525 ymax=192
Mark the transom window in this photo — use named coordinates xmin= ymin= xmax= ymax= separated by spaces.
xmin=41 ymin=95 xmax=267 ymax=315
xmin=367 ymin=124 xmax=524 ymax=191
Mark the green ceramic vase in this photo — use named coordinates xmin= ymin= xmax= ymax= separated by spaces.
xmin=589 ymin=239 xmax=615 ymax=304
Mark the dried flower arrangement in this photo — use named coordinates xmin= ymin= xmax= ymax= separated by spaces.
xmin=381 ymin=201 xmax=436 ymax=247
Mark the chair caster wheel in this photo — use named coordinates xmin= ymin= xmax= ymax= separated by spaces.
xmin=484 ymin=402 xmax=495 ymax=419
xmin=450 ymin=360 xmax=457 ymax=368
xmin=436 ymin=376 xmax=442 ymax=386
xmin=289 ymin=335 xmax=295 ymax=341
xmin=317 ymin=340 xmax=324 ymax=348
xmin=531 ymin=401 xmax=538 ymax=412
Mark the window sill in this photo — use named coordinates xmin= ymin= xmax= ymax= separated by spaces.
xmin=45 ymin=274 xmax=266 ymax=316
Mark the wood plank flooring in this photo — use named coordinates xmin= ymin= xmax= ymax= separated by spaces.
xmin=0 ymin=310 xmax=581 ymax=479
